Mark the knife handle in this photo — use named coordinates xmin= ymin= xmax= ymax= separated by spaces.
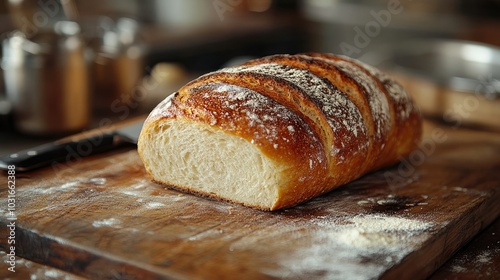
xmin=0 ymin=133 xmax=122 ymax=172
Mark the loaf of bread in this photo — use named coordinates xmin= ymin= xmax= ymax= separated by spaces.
xmin=137 ymin=53 xmax=422 ymax=211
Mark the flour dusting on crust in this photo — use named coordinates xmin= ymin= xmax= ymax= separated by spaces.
xmin=337 ymin=55 xmax=415 ymax=121
xmin=147 ymin=92 xmax=176 ymax=121
xmin=220 ymin=63 xmax=368 ymax=159
xmin=324 ymin=60 xmax=391 ymax=140
xmin=198 ymin=82 xmax=311 ymax=145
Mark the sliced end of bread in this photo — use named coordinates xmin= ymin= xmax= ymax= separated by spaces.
xmin=138 ymin=119 xmax=288 ymax=210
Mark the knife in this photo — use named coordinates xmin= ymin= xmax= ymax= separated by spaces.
xmin=0 ymin=120 xmax=144 ymax=172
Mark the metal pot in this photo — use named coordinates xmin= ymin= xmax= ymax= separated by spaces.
xmin=1 ymin=21 xmax=91 ymax=136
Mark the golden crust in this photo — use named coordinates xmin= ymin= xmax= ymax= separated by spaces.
xmin=306 ymin=53 xmax=422 ymax=167
xmin=242 ymin=54 xmax=374 ymax=180
xmin=178 ymin=71 xmax=334 ymax=167
xmin=138 ymin=53 xmax=422 ymax=210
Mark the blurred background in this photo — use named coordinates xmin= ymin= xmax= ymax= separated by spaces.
xmin=1 ymin=0 xmax=499 ymax=154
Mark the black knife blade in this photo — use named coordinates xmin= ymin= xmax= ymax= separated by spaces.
xmin=0 ymin=120 xmax=144 ymax=172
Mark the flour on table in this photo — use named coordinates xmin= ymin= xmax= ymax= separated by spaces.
xmin=116 ymin=180 xmax=149 ymax=197
xmin=475 ymin=251 xmax=492 ymax=264
xmin=451 ymin=265 xmax=467 ymax=273
xmin=28 ymin=181 xmax=80 ymax=194
xmin=265 ymin=213 xmax=433 ymax=280
xmin=333 ymin=214 xmax=432 ymax=250
xmin=445 ymin=248 xmax=499 ymax=277
xmin=145 ymin=201 xmax=166 ymax=209
xmin=87 ymin=177 xmax=106 ymax=185
xmin=92 ymin=218 xmax=121 ymax=228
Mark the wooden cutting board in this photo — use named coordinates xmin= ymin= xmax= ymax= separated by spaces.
xmin=1 ymin=120 xmax=499 ymax=280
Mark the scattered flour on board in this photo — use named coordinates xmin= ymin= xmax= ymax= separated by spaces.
xmin=475 ymin=251 xmax=493 ymax=264
xmin=92 ymin=218 xmax=121 ymax=228
xmin=450 ymin=265 xmax=467 ymax=273
xmin=117 ymin=181 xmax=150 ymax=197
xmin=87 ymin=177 xmax=106 ymax=185
xmin=27 ymin=181 xmax=80 ymax=194
xmin=145 ymin=201 xmax=166 ymax=209
xmin=333 ymin=215 xmax=432 ymax=250
xmin=265 ymin=214 xmax=433 ymax=280
xmin=448 ymin=248 xmax=499 ymax=275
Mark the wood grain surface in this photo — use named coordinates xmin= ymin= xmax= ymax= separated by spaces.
xmin=0 ymin=251 xmax=84 ymax=280
xmin=429 ymin=216 xmax=500 ymax=279
xmin=0 ymin=120 xmax=499 ymax=279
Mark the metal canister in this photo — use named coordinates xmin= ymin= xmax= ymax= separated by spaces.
xmin=1 ymin=21 xmax=90 ymax=136
xmin=90 ymin=17 xmax=145 ymax=113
